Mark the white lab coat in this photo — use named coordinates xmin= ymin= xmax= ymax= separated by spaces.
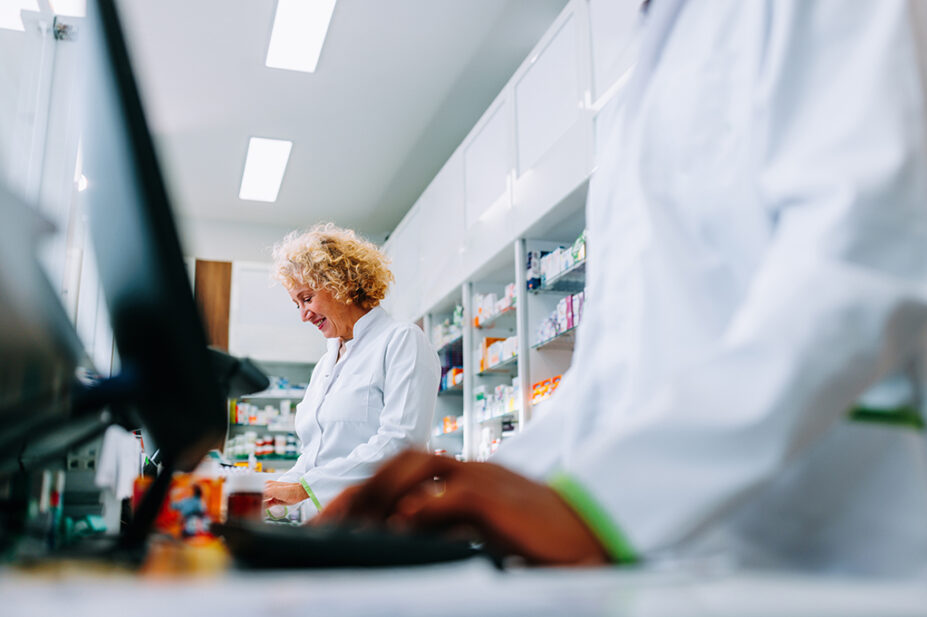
xmin=278 ymin=307 xmax=440 ymax=511
xmin=495 ymin=0 xmax=927 ymax=575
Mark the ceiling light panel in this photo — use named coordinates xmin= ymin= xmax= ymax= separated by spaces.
xmin=239 ymin=137 xmax=293 ymax=203
xmin=265 ymin=0 xmax=337 ymax=73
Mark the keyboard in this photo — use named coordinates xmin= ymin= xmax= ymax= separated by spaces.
xmin=212 ymin=519 xmax=491 ymax=569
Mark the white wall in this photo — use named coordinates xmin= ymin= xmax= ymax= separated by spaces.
xmin=177 ymin=217 xmax=295 ymax=263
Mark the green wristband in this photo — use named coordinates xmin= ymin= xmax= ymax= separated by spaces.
xmin=549 ymin=471 xmax=638 ymax=564
xmin=299 ymin=478 xmax=323 ymax=512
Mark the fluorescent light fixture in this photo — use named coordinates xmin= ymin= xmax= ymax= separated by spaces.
xmin=0 ymin=0 xmax=38 ymax=31
xmin=50 ymin=0 xmax=85 ymax=17
xmin=265 ymin=0 xmax=337 ymax=73
xmin=239 ymin=137 xmax=293 ymax=202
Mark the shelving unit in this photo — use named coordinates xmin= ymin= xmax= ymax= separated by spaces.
xmin=434 ymin=334 xmax=463 ymax=354
xmin=465 ymin=248 xmax=524 ymax=461
xmin=474 ymin=306 xmax=517 ymax=330
xmin=224 ymin=363 xmax=312 ymax=471
xmin=531 ymin=325 xmax=577 ymax=351
xmin=532 ymin=259 xmax=586 ymax=294
xmin=476 ymin=354 xmax=518 ymax=376
xmin=438 ymin=382 xmax=464 ymax=395
xmin=425 ymin=290 xmax=466 ymax=459
xmin=228 ymin=423 xmax=295 ymax=433
xmin=237 ymin=388 xmax=306 ymax=400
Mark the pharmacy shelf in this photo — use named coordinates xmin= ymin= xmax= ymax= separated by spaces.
xmin=474 ymin=306 xmax=517 ymax=330
xmin=238 ymin=388 xmax=306 ymax=400
xmin=435 ymin=333 xmax=464 ymax=354
xmin=438 ymin=382 xmax=464 ymax=395
xmin=432 ymin=426 xmax=463 ymax=438
xmin=478 ymin=411 xmax=517 ymax=425
xmin=531 ymin=259 xmax=586 ymax=294
xmin=476 ymin=354 xmax=518 ymax=376
xmin=531 ymin=326 xmax=577 ymax=352
xmin=230 ymin=455 xmax=300 ymax=461
xmin=229 ymin=423 xmax=296 ymax=433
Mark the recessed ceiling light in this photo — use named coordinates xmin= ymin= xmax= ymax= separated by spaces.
xmin=239 ymin=137 xmax=293 ymax=203
xmin=0 ymin=0 xmax=38 ymax=31
xmin=265 ymin=0 xmax=337 ymax=73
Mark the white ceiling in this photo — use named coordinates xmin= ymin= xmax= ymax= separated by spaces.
xmin=117 ymin=0 xmax=568 ymax=237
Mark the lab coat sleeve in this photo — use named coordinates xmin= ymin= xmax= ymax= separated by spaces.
xmin=275 ymin=449 xmax=311 ymax=484
xmin=297 ymin=325 xmax=441 ymax=509
xmin=553 ymin=0 xmax=927 ymax=560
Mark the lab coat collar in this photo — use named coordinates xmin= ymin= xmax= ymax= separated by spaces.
xmin=324 ymin=306 xmax=388 ymax=356
xmin=348 ymin=305 xmax=386 ymax=344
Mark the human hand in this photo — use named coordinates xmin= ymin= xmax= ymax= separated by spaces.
xmin=316 ymin=450 xmax=610 ymax=566
xmin=264 ymin=480 xmax=308 ymax=507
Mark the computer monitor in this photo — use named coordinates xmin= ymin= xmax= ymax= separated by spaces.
xmin=79 ymin=0 xmax=228 ymax=474
xmin=0 ymin=185 xmax=86 ymax=474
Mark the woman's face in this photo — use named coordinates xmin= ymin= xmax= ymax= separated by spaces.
xmin=288 ymin=285 xmax=357 ymax=340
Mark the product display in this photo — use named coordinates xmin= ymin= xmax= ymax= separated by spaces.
xmin=531 ymin=375 xmax=562 ymax=406
xmin=473 ymin=283 xmax=516 ymax=328
xmin=473 ymin=377 xmax=521 ymax=423
xmin=424 ymin=231 xmax=587 ymax=461
xmin=439 ymin=366 xmax=464 ymax=391
xmin=225 ymin=432 xmax=299 ymax=461
xmin=132 ymin=474 xmax=224 ymax=539
xmin=539 ymin=231 xmax=586 ymax=287
xmin=232 ymin=399 xmax=297 ymax=429
xmin=479 ymin=336 xmax=517 ymax=372
xmin=534 ymin=290 xmax=585 ymax=345
xmin=433 ymin=415 xmax=460 ymax=436
xmin=432 ymin=304 xmax=464 ymax=349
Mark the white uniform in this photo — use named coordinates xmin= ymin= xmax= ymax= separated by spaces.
xmin=495 ymin=0 xmax=927 ymax=575
xmin=278 ymin=307 xmax=440 ymax=511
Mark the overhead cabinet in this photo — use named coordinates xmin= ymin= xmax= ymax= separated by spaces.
xmin=512 ymin=5 xmax=594 ymax=236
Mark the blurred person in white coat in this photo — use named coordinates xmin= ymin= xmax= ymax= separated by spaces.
xmin=263 ymin=224 xmax=440 ymax=515
xmin=319 ymin=0 xmax=927 ymax=574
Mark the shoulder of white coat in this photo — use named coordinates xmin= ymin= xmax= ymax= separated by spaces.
xmin=383 ymin=319 xmax=431 ymax=348
xmin=380 ymin=320 xmax=437 ymax=364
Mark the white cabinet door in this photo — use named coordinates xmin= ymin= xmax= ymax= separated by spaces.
xmin=514 ymin=13 xmax=582 ymax=176
xmin=382 ymin=206 xmax=423 ymax=322
xmin=512 ymin=4 xmax=594 ymax=234
xmin=463 ymin=97 xmax=514 ymax=229
xmin=419 ymin=150 xmax=466 ymax=311
xmin=228 ymin=262 xmax=328 ymax=363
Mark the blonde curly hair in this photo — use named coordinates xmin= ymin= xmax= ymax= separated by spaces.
xmin=271 ymin=223 xmax=393 ymax=310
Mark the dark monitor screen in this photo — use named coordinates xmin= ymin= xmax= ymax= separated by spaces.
xmin=79 ymin=0 xmax=227 ymax=471
xmin=0 ymin=187 xmax=85 ymax=472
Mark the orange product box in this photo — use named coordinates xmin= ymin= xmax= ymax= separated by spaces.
xmin=133 ymin=473 xmax=224 ymax=539
xmin=479 ymin=337 xmax=505 ymax=371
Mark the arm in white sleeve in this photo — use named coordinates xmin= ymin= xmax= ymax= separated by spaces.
xmin=275 ymin=450 xmax=311 ymax=484
xmin=297 ymin=326 xmax=441 ymax=509
xmin=552 ymin=0 xmax=927 ymax=560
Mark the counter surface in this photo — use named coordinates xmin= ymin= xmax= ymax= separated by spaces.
xmin=3 ymin=558 xmax=926 ymax=617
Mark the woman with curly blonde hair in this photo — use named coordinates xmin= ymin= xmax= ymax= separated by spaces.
xmin=263 ymin=223 xmax=440 ymax=516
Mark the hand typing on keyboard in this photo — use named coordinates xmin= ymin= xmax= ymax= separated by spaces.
xmin=315 ymin=450 xmax=609 ymax=566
